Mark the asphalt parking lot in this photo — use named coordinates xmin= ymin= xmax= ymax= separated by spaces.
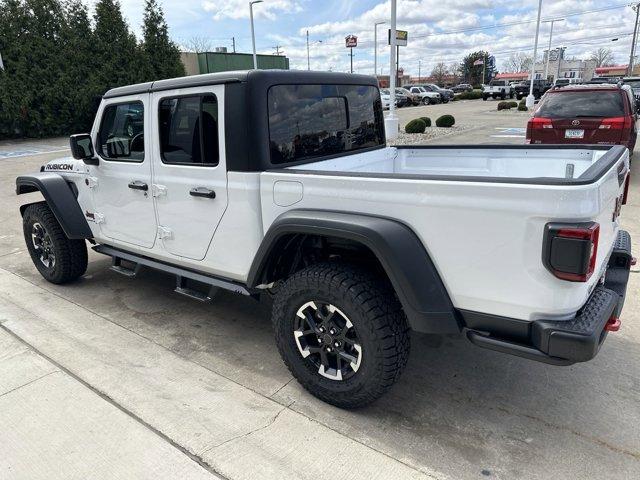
xmin=1 ymin=99 xmax=639 ymax=480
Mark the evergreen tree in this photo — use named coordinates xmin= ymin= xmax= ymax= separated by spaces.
xmin=141 ymin=0 xmax=185 ymax=80
xmin=91 ymin=0 xmax=141 ymax=96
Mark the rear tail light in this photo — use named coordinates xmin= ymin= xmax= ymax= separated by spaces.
xmin=622 ymin=173 xmax=630 ymax=205
xmin=599 ymin=117 xmax=631 ymax=130
xmin=530 ymin=117 xmax=553 ymax=129
xmin=543 ymin=222 xmax=600 ymax=282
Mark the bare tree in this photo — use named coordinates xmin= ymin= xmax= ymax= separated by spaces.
xmin=589 ymin=47 xmax=614 ymax=67
xmin=184 ymin=35 xmax=213 ymax=53
xmin=430 ymin=62 xmax=449 ymax=86
xmin=503 ymin=52 xmax=532 ymax=72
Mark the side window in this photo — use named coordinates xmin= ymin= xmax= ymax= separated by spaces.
xmin=98 ymin=102 xmax=145 ymax=162
xmin=159 ymin=94 xmax=219 ymax=166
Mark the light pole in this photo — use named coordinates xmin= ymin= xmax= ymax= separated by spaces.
xmin=249 ymin=0 xmax=263 ymax=70
xmin=543 ymin=18 xmax=564 ymax=82
xmin=526 ymin=0 xmax=544 ymax=109
xmin=306 ymin=31 xmax=322 ymax=70
xmin=386 ymin=0 xmax=399 ymax=140
xmin=374 ymin=21 xmax=386 ymax=80
xmin=418 ymin=59 xmax=421 ymax=82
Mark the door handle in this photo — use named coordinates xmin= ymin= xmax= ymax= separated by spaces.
xmin=128 ymin=180 xmax=148 ymax=191
xmin=189 ymin=187 xmax=216 ymax=199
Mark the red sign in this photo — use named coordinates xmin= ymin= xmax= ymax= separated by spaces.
xmin=345 ymin=35 xmax=357 ymax=48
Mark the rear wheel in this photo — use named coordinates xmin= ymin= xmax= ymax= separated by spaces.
xmin=22 ymin=203 xmax=87 ymax=284
xmin=272 ymin=263 xmax=410 ymax=408
xmin=482 ymin=95 xmax=488 ymax=101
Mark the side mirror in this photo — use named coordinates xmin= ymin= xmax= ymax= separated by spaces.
xmin=70 ymin=134 xmax=99 ymax=165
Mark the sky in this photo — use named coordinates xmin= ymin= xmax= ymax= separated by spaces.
xmin=89 ymin=0 xmax=639 ymax=76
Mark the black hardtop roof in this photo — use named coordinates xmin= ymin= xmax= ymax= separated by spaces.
xmin=103 ymin=69 xmax=379 ymax=99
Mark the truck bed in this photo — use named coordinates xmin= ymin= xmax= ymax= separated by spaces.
xmin=261 ymin=145 xmax=628 ymax=323
xmin=285 ymin=145 xmax=615 ymax=184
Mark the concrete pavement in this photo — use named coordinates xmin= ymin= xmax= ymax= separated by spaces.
xmin=1 ymin=100 xmax=639 ymax=479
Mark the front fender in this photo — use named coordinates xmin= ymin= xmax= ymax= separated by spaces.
xmin=16 ymin=173 xmax=92 ymax=239
xmin=248 ymin=210 xmax=459 ymax=334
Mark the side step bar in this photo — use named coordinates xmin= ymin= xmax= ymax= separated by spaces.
xmin=93 ymin=244 xmax=255 ymax=297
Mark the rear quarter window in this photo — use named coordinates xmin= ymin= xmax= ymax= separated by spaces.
xmin=537 ymin=91 xmax=625 ymax=118
xmin=267 ymin=84 xmax=385 ymax=165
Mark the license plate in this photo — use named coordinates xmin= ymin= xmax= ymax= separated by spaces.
xmin=565 ymin=129 xmax=584 ymax=139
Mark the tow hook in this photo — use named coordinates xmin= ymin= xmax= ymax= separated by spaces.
xmin=605 ymin=316 xmax=621 ymax=332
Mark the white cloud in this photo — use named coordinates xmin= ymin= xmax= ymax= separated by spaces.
xmin=202 ymin=0 xmax=303 ymax=21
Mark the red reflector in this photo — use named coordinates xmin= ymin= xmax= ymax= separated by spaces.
xmin=605 ymin=316 xmax=621 ymax=332
xmin=599 ymin=117 xmax=626 ymax=130
xmin=530 ymin=117 xmax=553 ymax=129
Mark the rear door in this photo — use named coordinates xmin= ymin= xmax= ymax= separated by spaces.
xmin=151 ymin=86 xmax=228 ymax=260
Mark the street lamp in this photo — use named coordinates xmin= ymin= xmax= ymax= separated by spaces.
xmin=374 ymin=21 xmax=386 ymax=80
xmin=306 ymin=31 xmax=322 ymax=71
xmin=526 ymin=0 xmax=544 ymax=109
xmin=249 ymin=0 xmax=263 ymax=70
xmin=386 ymin=0 xmax=399 ymax=140
xmin=542 ymin=18 xmax=564 ymax=82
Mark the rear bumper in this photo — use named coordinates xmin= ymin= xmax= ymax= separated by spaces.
xmin=463 ymin=230 xmax=632 ymax=365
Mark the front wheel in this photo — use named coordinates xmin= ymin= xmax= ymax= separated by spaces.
xmin=422 ymin=97 xmax=430 ymax=105
xmin=272 ymin=263 xmax=410 ymax=409
xmin=22 ymin=203 xmax=87 ymax=284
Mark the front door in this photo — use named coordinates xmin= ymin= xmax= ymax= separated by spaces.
xmin=151 ymin=87 xmax=228 ymax=260
xmin=90 ymin=94 xmax=157 ymax=248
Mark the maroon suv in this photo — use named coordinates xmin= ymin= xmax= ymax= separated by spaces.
xmin=526 ymin=84 xmax=638 ymax=152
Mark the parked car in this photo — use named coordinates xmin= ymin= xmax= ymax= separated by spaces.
xmin=585 ymin=77 xmax=618 ymax=84
xmin=622 ymin=76 xmax=640 ymax=103
xmin=415 ymin=83 xmax=453 ymax=103
xmin=394 ymin=87 xmax=414 ymax=107
xmin=380 ymin=89 xmax=397 ymax=110
xmin=408 ymin=86 xmax=441 ymax=105
xmin=527 ymin=83 xmax=638 ymax=152
xmin=514 ymin=80 xmax=552 ymax=100
xmin=554 ymin=78 xmax=583 ymax=87
xmin=482 ymin=79 xmax=514 ymax=100
xmin=16 ymin=70 xmax=632 ymax=409
xmin=452 ymin=83 xmax=473 ymax=93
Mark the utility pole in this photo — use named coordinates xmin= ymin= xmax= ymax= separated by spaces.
xmin=306 ymin=30 xmax=310 ymax=70
xmin=349 ymin=47 xmax=354 ymax=73
xmin=231 ymin=37 xmax=236 ymax=53
xmin=556 ymin=46 xmax=566 ymax=80
xmin=396 ymin=45 xmax=400 ymax=86
xmin=374 ymin=21 xmax=386 ymax=80
xmin=418 ymin=60 xmax=421 ymax=82
xmin=629 ymin=2 xmax=640 ymax=75
xmin=526 ymin=0 xmax=544 ymax=108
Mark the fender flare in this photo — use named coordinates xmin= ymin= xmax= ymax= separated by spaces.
xmin=248 ymin=210 xmax=459 ymax=334
xmin=16 ymin=173 xmax=93 ymax=239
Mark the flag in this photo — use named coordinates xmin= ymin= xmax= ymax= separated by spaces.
xmin=473 ymin=59 xmax=484 ymax=66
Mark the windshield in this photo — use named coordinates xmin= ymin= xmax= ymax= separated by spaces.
xmin=624 ymin=80 xmax=640 ymax=90
xmin=536 ymin=91 xmax=625 ymax=118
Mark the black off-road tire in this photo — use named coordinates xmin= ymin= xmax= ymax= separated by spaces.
xmin=22 ymin=203 xmax=88 ymax=284
xmin=272 ymin=263 xmax=410 ymax=409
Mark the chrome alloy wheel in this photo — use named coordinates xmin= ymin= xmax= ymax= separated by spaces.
xmin=293 ymin=301 xmax=363 ymax=381
xmin=31 ymin=222 xmax=56 ymax=268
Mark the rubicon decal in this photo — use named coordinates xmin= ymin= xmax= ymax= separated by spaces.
xmin=45 ymin=163 xmax=74 ymax=171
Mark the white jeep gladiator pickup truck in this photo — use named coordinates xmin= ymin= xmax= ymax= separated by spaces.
xmin=17 ymin=70 xmax=633 ymax=408
xmin=482 ymin=79 xmax=514 ymax=100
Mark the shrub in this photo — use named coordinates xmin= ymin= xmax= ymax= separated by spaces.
xmin=508 ymin=101 xmax=518 ymax=108
xmin=518 ymin=98 xmax=526 ymax=107
xmin=405 ymin=118 xmax=426 ymax=134
xmin=435 ymin=114 xmax=455 ymax=128
xmin=420 ymin=117 xmax=432 ymax=127
xmin=458 ymin=90 xmax=484 ymax=100
xmin=517 ymin=104 xmax=528 ymax=111
xmin=497 ymin=101 xmax=511 ymax=110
